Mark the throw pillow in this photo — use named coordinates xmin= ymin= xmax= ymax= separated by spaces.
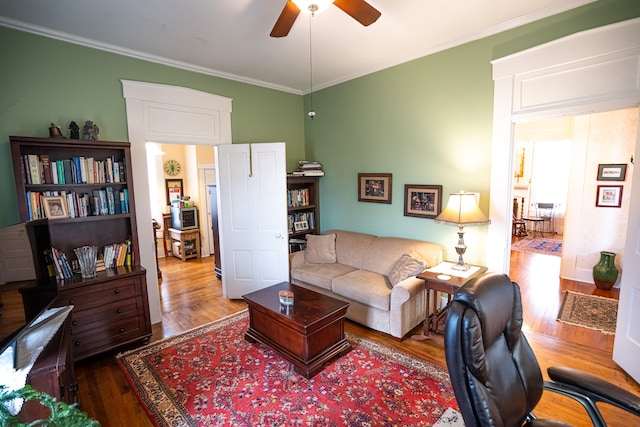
xmin=388 ymin=254 xmax=426 ymax=287
xmin=305 ymin=233 xmax=337 ymax=264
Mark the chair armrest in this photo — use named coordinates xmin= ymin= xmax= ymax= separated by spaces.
xmin=547 ymin=366 xmax=640 ymax=416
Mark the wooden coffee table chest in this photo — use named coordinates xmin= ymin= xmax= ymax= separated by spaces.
xmin=242 ymin=282 xmax=350 ymax=379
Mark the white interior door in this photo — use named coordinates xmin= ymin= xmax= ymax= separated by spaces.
xmin=0 ymin=223 xmax=36 ymax=284
xmin=215 ymin=143 xmax=288 ymax=299
xmin=613 ymin=115 xmax=640 ymax=382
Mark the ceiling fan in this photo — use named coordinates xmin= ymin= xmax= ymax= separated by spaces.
xmin=270 ymin=0 xmax=381 ymax=38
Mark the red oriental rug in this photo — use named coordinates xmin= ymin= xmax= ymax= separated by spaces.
xmin=117 ymin=310 xmax=461 ymax=427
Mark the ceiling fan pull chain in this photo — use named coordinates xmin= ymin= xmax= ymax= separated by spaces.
xmin=308 ymin=13 xmax=316 ymax=119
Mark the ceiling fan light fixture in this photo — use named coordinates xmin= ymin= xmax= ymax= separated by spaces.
xmin=293 ymin=0 xmax=334 ymax=15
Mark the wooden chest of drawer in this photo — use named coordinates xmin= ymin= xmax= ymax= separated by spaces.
xmin=53 ymin=266 xmax=151 ymax=360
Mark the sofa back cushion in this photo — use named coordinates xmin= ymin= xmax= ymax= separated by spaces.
xmin=363 ymin=237 xmax=444 ymax=275
xmin=325 ymin=229 xmax=377 ymax=269
xmin=305 ymin=233 xmax=338 ymax=263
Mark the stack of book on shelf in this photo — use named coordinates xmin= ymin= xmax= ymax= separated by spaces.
xmin=289 ymin=238 xmax=307 ymax=253
xmin=51 ymin=247 xmax=73 ymax=280
xmin=292 ymin=160 xmax=324 ymax=176
xmin=21 ymin=153 xmax=126 ymax=185
xmin=25 ymin=187 xmax=130 ymax=221
xmin=103 ymin=240 xmax=132 ymax=269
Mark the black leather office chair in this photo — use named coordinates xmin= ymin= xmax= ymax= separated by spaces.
xmin=444 ymin=272 xmax=640 ymax=427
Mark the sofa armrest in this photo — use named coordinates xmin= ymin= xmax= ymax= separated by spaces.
xmin=290 ymin=250 xmax=306 ymax=269
xmin=391 ymin=277 xmax=424 ymax=305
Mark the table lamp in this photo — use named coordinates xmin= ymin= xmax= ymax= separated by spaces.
xmin=435 ymin=192 xmax=490 ymax=270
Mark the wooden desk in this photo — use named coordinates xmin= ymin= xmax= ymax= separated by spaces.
xmin=168 ymin=228 xmax=200 ymax=261
xmin=416 ymin=263 xmax=487 ymax=338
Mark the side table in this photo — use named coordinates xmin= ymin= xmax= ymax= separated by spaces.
xmin=168 ymin=228 xmax=201 ymax=261
xmin=414 ymin=263 xmax=487 ymax=339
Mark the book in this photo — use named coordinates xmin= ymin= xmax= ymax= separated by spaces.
xmin=41 ymin=154 xmax=52 ymax=183
xmin=62 ymin=159 xmax=72 ymax=184
xmin=27 ymin=154 xmax=41 ymax=184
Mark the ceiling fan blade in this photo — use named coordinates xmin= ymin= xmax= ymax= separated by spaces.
xmin=333 ymin=0 xmax=381 ymax=26
xmin=270 ymin=1 xmax=301 ymax=38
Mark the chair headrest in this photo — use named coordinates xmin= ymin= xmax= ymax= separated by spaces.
xmin=452 ymin=272 xmax=522 ymax=348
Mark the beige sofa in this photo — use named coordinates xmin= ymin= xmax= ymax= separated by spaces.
xmin=290 ymin=230 xmax=444 ymax=339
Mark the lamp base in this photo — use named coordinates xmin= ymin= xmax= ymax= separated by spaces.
xmin=451 ymin=262 xmax=470 ymax=271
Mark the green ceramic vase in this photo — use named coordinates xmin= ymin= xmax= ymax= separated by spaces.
xmin=592 ymin=251 xmax=619 ymax=290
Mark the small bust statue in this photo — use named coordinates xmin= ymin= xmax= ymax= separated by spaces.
xmin=82 ymin=120 xmax=99 ymax=141
xmin=69 ymin=121 xmax=80 ymax=139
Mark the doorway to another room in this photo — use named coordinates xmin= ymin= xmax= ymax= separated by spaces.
xmin=509 ymin=108 xmax=637 ymax=287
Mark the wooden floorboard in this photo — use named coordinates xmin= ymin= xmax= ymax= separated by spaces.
xmin=74 ymin=245 xmax=640 ymax=426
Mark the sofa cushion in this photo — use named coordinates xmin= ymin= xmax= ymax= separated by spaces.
xmin=305 ymin=233 xmax=337 ymax=264
xmin=363 ymin=237 xmax=442 ymax=275
xmin=388 ymin=254 xmax=426 ymax=287
xmin=326 ymin=229 xmax=377 ymax=269
xmin=291 ymin=262 xmax=357 ymax=291
xmin=332 ymin=270 xmax=391 ymax=311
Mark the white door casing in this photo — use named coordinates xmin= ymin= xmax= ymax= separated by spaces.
xmin=489 ymin=18 xmax=640 ymax=382
xmin=122 ymin=80 xmax=232 ymax=324
xmin=215 ymin=143 xmax=288 ymax=299
xmin=613 ymin=113 xmax=640 ymax=381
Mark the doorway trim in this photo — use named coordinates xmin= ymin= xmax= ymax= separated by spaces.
xmin=486 ymin=17 xmax=640 ymax=273
xmin=122 ymin=80 xmax=232 ymax=323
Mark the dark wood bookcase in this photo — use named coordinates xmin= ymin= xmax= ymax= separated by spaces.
xmin=286 ymin=176 xmax=320 ymax=252
xmin=10 ymin=136 xmax=151 ymax=360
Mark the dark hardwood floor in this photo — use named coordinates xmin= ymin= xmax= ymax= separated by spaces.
xmin=72 ymin=245 xmax=639 ymax=426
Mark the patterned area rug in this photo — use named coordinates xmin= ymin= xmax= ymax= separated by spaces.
xmin=117 ymin=310 xmax=463 ymax=427
xmin=511 ymin=238 xmax=562 ymax=256
xmin=557 ymin=291 xmax=618 ymax=335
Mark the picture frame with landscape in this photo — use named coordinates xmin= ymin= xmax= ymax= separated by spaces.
xmin=404 ymin=184 xmax=443 ymax=218
xmin=358 ymin=173 xmax=392 ymax=204
xmin=42 ymin=195 xmax=68 ymax=219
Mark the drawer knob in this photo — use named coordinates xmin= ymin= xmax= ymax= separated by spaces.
xmin=72 ymin=320 xmax=78 ymax=326
xmin=69 ymin=299 xmax=75 ymax=305
xmin=119 ymin=328 xmax=125 ymax=333
xmin=74 ymin=341 xmax=80 ymax=347
xmin=114 ymin=289 xmax=120 ymax=294
xmin=116 ymin=308 xmax=123 ymax=314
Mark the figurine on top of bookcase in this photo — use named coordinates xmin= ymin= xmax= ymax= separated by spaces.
xmin=48 ymin=123 xmax=64 ymax=139
xmin=69 ymin=121 xmax=80 ymax=139
xmin=82 ymin=120 xmax=99 ymax=140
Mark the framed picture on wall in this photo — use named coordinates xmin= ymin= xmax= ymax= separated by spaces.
xmin=358 ymin=173 xmax=392 ymax=204
xmin=165 ymin=178 xmax=183 ymax=205
xmin=597 ymin=164 xmax=627 ymax=181
xmin=404 ymin=185 xmax=443 ymax=218
xmin=595 ymin=185 xmax=623 ymax=208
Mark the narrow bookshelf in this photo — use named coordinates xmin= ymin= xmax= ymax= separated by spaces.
xmin=10 ymin=136 xmax=151 ymax=361
xmin=286 ymin=175 xmax=320 ymax=252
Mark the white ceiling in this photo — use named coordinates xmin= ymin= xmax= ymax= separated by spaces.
xmin=0 ymin=0 xmax=594 ymax=94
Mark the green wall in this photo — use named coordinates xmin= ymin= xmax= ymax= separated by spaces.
xmin=304 ymin=0 xmax=640 ymax=264
xmin=1 ymin=0 xmax=639 ymax=265
xmin=0 ymin=27 xmax=305 ymax=227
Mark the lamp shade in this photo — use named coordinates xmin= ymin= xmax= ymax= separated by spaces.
xmin=436 ymin=192 xmax=490 ymax=226
xmin=293 ymin=0 xmax=334 ymax=14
